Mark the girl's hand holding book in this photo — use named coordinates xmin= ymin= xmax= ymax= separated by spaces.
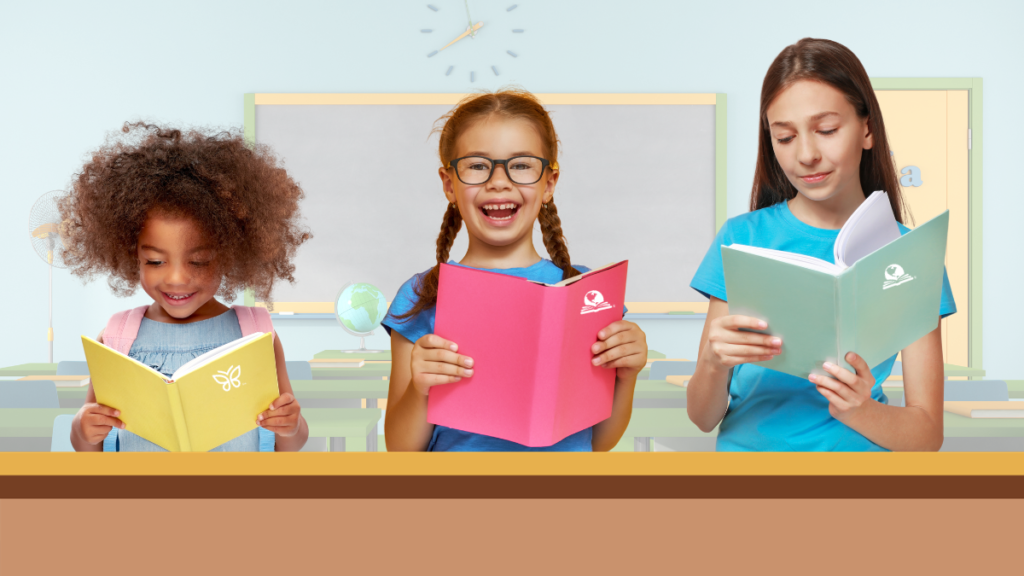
xmin=810 ymin=352 xmax=877 ymax=421
xmin=79 ymin=402 xmax=125 ymax=444
xmin=591 ymin=320 xmax=648 ymax=378
xmin=410 ymin=334 xmax=475 ymax=395
xmin=257 ymin=393 xmax=303 ymax=437
xmin=706 ymin=315 xmax=782 ymax=369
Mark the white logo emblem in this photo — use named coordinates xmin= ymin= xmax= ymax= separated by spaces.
xmin=883 ymin=264 xmax=915 ymax=290
xmin=213 ymin=365 xmax=243 ymax=392
xmin=581 ymin=290 xmax=614 ymax=315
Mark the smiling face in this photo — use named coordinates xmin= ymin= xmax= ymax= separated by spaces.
xmin=439 ymin=116 xmax=558 ymax=253
xmin=766 ymin=80 xmax=873 ymax=206
xmin=137 ymin=211 xmax=225 ymax=321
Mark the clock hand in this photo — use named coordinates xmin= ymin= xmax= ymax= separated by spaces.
xmin=438 ymin=21 xmax=483 ymax=52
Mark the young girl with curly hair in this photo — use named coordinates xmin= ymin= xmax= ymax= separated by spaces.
xmin=62 ymin=123 xmax=311 ymax=452
xmin=382 ymin=89 xmax=648 ymax=452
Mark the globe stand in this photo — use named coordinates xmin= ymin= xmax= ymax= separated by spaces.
xmin=341 ymin=333 xmax=382 ymax=354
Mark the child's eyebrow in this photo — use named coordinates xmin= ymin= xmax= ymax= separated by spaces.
xmin=138 ymin=245 xmax=166 ymax=253
xmin=770 ymin=111 xmax=840 ymax=129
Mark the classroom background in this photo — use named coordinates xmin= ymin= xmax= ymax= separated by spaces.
xmin=1 ymin=0 xmax=1021 ymax=385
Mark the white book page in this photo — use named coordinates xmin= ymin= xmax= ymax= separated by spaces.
xmin=170 ymin=332 xmax=265 ymax=381
xmin=727 ymin=245 xmax=844 ymax=275
xmin=834 ymin=191 xmax=901 ymax=268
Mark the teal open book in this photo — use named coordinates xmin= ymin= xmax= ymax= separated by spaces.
xmin=721 ymin=192 xmax=949 ymax=378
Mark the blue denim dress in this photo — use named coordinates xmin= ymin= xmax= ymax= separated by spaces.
xmin=104 ymin=309 xmax=273 ymax=452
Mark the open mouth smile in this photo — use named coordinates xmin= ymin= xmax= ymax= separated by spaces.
xmin=479 ymin=202 xmax=521 ymax=225
xmin=163 ymin=292 xmax=197 ymax=305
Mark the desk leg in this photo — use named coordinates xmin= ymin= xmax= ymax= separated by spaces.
xmin=367 ymin=433 xmax=377 ymax=452
xmin=634 ymin=437 xmax=651 ymax=452
xmin=329 ymin=437 xmax=346 ymax=452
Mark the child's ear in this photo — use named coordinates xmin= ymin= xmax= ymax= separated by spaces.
xmin=439 ymin=166 xmax=457 ymax=204
xmin=862 ymin=117 xmax=874 ymax=150
xmin=542 ymin=167 xmax=559 ymax=204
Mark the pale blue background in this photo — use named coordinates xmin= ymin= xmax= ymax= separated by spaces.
xmin=1 ymin=0 xmax=1021 ymax=379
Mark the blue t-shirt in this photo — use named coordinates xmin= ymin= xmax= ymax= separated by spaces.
xmin=690 ymin=201 xmax=956 ymax=452
xmin=382 ymin=259 xmax=599 ymax=452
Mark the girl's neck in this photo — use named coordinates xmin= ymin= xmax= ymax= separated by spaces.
xmin=145 ymin=298 xmax=230 ymax=324
xmin=458 ymin=232 xmax=543 ymax=270
xmin=787 ymin=184 xmax=866 ymax=230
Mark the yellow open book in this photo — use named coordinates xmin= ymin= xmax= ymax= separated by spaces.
xmin=82 ymin=332 xmax=280 ymax=452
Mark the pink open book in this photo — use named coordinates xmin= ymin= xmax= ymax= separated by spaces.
xmin=429 ymin=261 xmax=629 ymax=447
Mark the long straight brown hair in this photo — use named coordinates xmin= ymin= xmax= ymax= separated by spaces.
xmin=751 ymin=38 xmax=909 ymax=224
xmin=394 ymin=89 xmax=580 ymax=321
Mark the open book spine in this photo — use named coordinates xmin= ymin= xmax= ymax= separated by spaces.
xmin=165 ymin=383 xmax=192 ymax=452
xmin=835 ymin=270 xmax=859 ymax=374
xmin=529 ymin=287 xmax=569 ymax=447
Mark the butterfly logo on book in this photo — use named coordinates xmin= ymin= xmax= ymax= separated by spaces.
xmin=883 ymin=264 xmax=915 ymax=290
xmin=581 ymin=290 xmax=614 ymax=315
xmin=213 ymin=365 xmax=244 ymax=392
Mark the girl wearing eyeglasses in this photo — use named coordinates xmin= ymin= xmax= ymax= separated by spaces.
xmin=381 ymin=89 xmax=648 ymax=452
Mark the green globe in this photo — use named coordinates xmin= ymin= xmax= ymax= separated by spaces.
xmin=335 ymin=283 xmax=388 ymax=335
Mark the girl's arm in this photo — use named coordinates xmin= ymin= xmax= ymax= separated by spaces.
xmin=812 ymin=323 xmax=944 ymax=451
xmin=385 ymin=331 xmax=475 ymax=451
xmin=71 ymin=330 xmax=124 ymax=452
xmin=688 ymin=297 xmax=781 ymax=432
xmin=258 ymin=333 xmax=309 ymax=451
xmin=590 ymin=320 xmax=646 ymax=451
xmin=384 ymin=332 xmax=434 ymax=451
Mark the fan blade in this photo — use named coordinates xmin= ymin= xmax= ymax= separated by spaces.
xmin=32 ymin=222 xmax=59 ymax=239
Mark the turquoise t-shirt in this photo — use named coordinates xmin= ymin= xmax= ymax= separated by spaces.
xmin=382 ymin=259 xmax=600 ymax=452
xmin=690 ymin=201 xmax=956 ymax=452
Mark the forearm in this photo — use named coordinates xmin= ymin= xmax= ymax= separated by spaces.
xmin=592 ymin=372 xmax=638 ymax=451
xmin=383 ymin=382 xmax=435 ymax=451
xmin=273 ymin=415 xmax=309 ymax=452
xmin=686 ymin=356 xmax=731 ymax=432
xmin=70 ymin=408 xmax=102 ymax=452
xmin=839 ymin=401 xmax=943 ymax=451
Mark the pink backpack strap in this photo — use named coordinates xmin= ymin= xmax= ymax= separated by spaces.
xmin=102 ymin=305 xmax=150 ymax=355
xmin=232 ymin=305 xmax=275 ymax=341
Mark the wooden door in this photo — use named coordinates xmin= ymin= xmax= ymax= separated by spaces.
xmin=875 ymin=90 xmax=970 ymax=367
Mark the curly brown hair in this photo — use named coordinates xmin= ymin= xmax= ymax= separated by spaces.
xmin=59 ymin=122 xmax=311 ymax=303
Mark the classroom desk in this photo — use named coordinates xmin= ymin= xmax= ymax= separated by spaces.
xmin=2 ymin=453 xmax=1023 ymax=573
xmin=0 ymin=408 xmax=381 ymax=452
xmin=0 ymin=363 xmax=58 ymax=377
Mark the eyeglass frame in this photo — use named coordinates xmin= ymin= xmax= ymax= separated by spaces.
xmin=446 ymin=155 xmax=560 ymax=186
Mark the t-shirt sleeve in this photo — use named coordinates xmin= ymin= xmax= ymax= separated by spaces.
xmin=690 ymin=220 xmax=731 ymax=302
xmin=381 ymin=273 xmax=435 ymax=344
xmin=939 ymin=267 xmax=956 ymax=318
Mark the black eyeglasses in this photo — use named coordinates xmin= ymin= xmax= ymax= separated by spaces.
xmin=447 ymin=156 xmax=559 ymax=186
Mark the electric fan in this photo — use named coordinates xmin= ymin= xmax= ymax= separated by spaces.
xmin=28 ymin=190 xmax=69 ymax=363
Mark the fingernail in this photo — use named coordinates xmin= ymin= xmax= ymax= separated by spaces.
xmin=258 ymin=414 xmax=263 ymax=421
xmin=599 ymin=331 xmax=605 ymax=339
xmin=592 ymin=357 xmax=601 ymax=365
xmin=114 ymin=410 xmax=120 ymax=416
xmin=269 ymin=404 xmax=274 ymax=411
xmin=771 ymin=338 xmax=781 ymax=346
xmin=809 ymin=374 xmax=817 ymax=382
xmin=454 ymin=377 xmax=462 ymax=382
xmin=773 ymin=349 xmax=781 ymax=355
xmin=464 ymin=369 xmax=473 ymax=376
xmin=450 ymin=344 xmax=458 ymax=352
xmin=464 ymin=358 xmax=474 ymax=367
xmin=120 ymin=423 xmax=126 ymax=429
xmin=758 ymin=321 xmax=767 ymax=329
xmin=823 ymin=362 xmax=833 ymax=370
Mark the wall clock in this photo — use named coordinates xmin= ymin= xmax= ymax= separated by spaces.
xmin=422 ymin=1 xmax=524 ymax=82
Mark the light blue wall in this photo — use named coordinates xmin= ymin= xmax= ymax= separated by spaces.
xmin=1 ymin=0 xmax=1021 ymax=377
